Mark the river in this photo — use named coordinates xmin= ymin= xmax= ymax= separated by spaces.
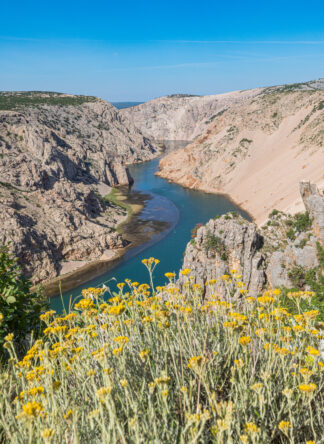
xmin=51 ymin=153 xmax=249 ymax=312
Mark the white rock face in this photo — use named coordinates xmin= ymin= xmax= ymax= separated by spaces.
xmin=0 ymin=92 xmax=160 ymax=283
xmin=121 ymin=90 xmax=262 ymax=141
xmin=122 ymin=80 xmax=324 ymax=142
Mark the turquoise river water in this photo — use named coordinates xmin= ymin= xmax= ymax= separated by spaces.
xmin=51 ymin=157 xmax=249 ymax=311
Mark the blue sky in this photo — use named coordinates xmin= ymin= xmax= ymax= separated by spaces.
xmin=1 ymin=0 xmax=324 ymax=101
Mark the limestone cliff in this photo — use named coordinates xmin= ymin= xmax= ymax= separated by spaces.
xmin=180 ymin=182 xmax=324 ymax=298
xmin=0 ymin=92 xmax=160 ymax=283
xmin=121 ymin=90 xmax=261 ymax=141
xmin=157 ymin=82 xmax=324 ymax=224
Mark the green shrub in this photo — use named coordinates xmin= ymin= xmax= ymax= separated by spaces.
xmin=285 ymin=263 xmax=324 ymax=320
xmin=0 ymin=245 xmax=48 ymax=358
xmin=316 ymin=242 xmax=324 ymax=268
xmin=296 ymin=238 xmax=307 ymax=249
xmin=288 ymin=266 xmax=306 ymax=288
xmin=293 ymin=212 xmax=312 ymax=232
xmin=0 ymin=92 xmax=96 ymax=110
xmin=286 ymin=228 xmax=296 ymax=241
xmin=204 ymin=231 xmax=228 ymax=260
xmin=269 ymin=209 xmax=279 ymax=218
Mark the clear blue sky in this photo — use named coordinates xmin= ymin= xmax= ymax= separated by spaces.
xmin=1 ymin=0 xmax=324 ymax=101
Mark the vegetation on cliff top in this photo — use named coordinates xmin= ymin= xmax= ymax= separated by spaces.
xmin=0 ymin=91 xmax=97 ymax=110
xmin=0 ymin=259 xmax=323 ymax=443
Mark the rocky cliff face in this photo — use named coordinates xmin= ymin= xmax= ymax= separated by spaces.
xmin=157 ymin=83 xmax=324 ymax=224
xmin=122 ymin=79 xmax=324 ymax=143
xmin=180 ymin=182 xmax=324 ymax=297
xmin=0 ymin=92 xmax=160 ymax=283
xmin=121 ymin=90 xmax=261 ymax=141
xmin=180 ymin=214 xmax=267 ymax=298
xmin=300 ymin=181 xmax=324 ymax=244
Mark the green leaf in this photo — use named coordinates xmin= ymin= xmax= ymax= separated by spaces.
xmin=6 ymin=296 xmax=16 ymax=304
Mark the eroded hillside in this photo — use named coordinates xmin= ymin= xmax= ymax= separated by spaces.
xmin=157 ymin=86 xmax=324 ymax=224
xmin=121 ymin=90 xmax=262 ymax=141
xmin=0 ymin=92 xmax=159 ymax=282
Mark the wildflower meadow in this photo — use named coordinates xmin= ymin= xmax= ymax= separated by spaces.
xmin=0 ymin=258 xmax=323 ymax=443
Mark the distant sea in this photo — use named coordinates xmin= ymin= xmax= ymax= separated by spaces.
xmin=112 ymin=102 xmax=143 ymax=109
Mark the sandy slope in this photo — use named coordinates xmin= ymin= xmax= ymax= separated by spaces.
xmin=157 ymin=89 xmax=324 ymax=225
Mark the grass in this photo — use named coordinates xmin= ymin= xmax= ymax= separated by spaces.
xmin=0 ymin=91 xmax=97 ymax=110
xmin=0 ymin=262 xmax=323 ymax=443
xmin=103 ymin=188 xmax=134 ymax=234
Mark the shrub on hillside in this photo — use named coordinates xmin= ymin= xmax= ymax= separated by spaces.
xmin=293 ymin=212 xmax=312 ymax=233
xmin=204 ymin=231 xmax=228 ymax=260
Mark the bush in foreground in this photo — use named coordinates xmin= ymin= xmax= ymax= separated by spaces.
xmin=0 ymin=245 xmax=48 ymax=357
xmin=1 ymin=259 xmax=324 ymax=443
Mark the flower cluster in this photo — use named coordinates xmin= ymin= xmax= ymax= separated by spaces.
xmin=0 ymin=262 xmax=323 ymax=443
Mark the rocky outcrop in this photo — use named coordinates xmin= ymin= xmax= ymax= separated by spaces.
xmin=300 ymin=181 xmax=324 ymax=244
xmin=0 ymin=92 xmax=160 ymax=283
xmin=179 ymin=214 xmax=267 ymax=298
xmin=157 ymin=83 xmax=324 ymax=224
xmin=180 ymin=182 xmax=324 ymax=297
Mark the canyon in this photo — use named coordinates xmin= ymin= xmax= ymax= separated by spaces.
xmin=124 ymin=80 xmax=324 ymax=225
xmin=0 ymin=92 xmax=159 ymax=283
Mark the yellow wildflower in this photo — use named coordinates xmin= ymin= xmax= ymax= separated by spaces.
xmin=234 ymin=359 xmax=244 ymax=368
xmin=251 ymin=383 xmax=263 ymax=392
xmin=181 ymin=268 xmax=191 ymax=275
xmin=244 ymin=422 xmax=260 ymax=435
xmin=187 ymin=356 xmax=208 ymax=371
xmin=239 ymin=336 xmax=251 ymax=346
xmin=305 ymin=346 xmax=320 ymax=357
xmin=154 ymin=375 xmax=171 ymax=385
xmin=40 ymin=310 xmax=56 ymax=321
xmin=165 ymin=272 xmax=176 ymax=279
xmin=299 ymin=383 xmax=317 ymax=393
xmin=64 ymin=409 xmax=72 ymax=420
xmin=108 ymin=305 xmax=125 ymax=316
xmin=113 ymin=336 xmax=129 ymax=344
xmin=74 ymin=299 xmax=94 ymax=310
xmin=257 ymin=295 xmax=275 ymax=305
xmin=303 ymin=310 xmax=319 ymax=321
xmin=4 ymin=333 xmax=14 ymax=342
xmin=278 ymin=421 xmax=291 ymax=435
xmin=20 ymin=401 xmax=44 ymax=418
xmin=96 ymin=386 xmax=112 ymax=398
xmin=299 ymin=368 xmax=313 ymax=378
xmin=112 ymin=347 xmax=123 ymax=356
xmin=139 ymin=349 xmax=150 ymax=361
xmin=41 ymin=428 xmax=55 ymax=440
xmin=117 ymin=282 xmax=125 ymax=290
